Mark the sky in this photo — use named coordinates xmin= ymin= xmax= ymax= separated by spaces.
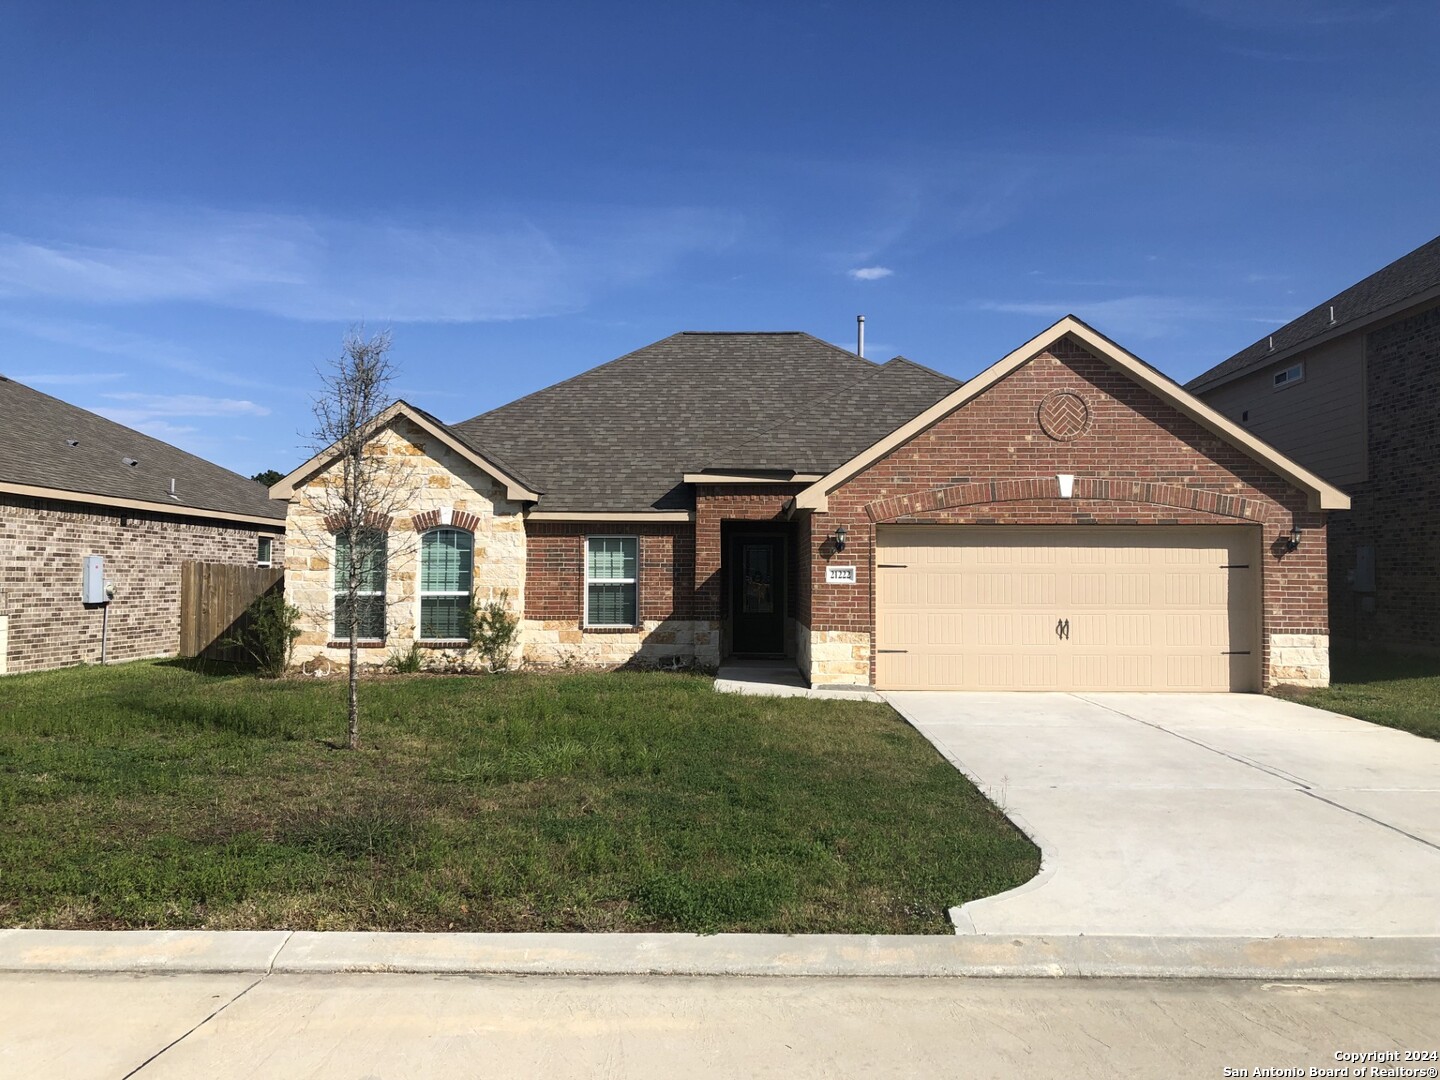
xmin=1 ymin=0 xmax=1437 ymax=479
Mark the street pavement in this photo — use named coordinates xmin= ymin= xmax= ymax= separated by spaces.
xmin=3 ymin=971 xmax=1437 ymax=1079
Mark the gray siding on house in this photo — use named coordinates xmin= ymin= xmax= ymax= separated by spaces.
xmin=1201 ymin=333 xmax=1367 ymax=488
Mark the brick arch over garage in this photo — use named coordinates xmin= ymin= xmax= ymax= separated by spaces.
xmin=863 ymin=476 xmax=1281 ymax=526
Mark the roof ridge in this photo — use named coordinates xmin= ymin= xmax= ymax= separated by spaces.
xmin=882 ymin=355 xmax=963 ymax=385
xmin=457 ymin=332 xmax=690 ymax=426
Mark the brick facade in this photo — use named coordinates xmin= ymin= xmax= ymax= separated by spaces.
xmin=0 ymin=494 xmax=283 ymax=674
xmin=1327 ymin=306 xmax=1440 ymax=651
xmin=809 ymin=340 xmax=1328 ymax=688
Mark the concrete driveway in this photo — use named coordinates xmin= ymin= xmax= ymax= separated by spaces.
xmin=884 ymin=692 xmax=1440 ymax=937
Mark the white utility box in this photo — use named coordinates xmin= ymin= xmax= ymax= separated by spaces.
xmin=82 ymin=555 xmax=107 ymax=604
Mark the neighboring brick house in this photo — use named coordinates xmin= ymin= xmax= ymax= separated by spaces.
xmin=1189 ymin=234 xmax=1440 ymax=655
xmin=272 ymin=316 xmax=1347 ymax=691
xmin=0 ymin=376 xmax=286 ymax=674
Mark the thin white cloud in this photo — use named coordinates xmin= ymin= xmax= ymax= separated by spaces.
xmin=100 ymin=392 xmax=270 ymax=418
xmin=978 ymin=295 xmax=1236 ymax=339
xmin=1177 ymin=0 xmax=1393 ymax=26
xmin=7 ymin=370 xmax=128 ymax=385
xmin=0 ymin=200 xmax=739 ymax=323
xmin=118 ymin=419 xmax=200 ymax=441
xmin=848 ymin=266 xmax=894 ymax=281
xmin=0 ymin=310 xmax=282 ymax=392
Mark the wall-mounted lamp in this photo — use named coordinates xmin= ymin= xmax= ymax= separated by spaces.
xmin=834 ymin=524 xmax=848 ymax=552
xmin=1284 ymin=525 xmax=1301 ymax=552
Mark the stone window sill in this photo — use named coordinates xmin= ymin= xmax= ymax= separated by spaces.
xmin=327 ymin=639 xmax=386 ymax=649
xmin=581 ymin=625 xmax=644 ymax=634
xmin=416 ymin=640 xmax=470 ymax=649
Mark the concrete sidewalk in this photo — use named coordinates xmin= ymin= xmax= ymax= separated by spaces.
xmin=2 ymin=929 xmax=1439 ymax=980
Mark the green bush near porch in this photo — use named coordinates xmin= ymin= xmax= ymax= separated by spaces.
xmin=0 ymin=662 xmax=1038 ymax=933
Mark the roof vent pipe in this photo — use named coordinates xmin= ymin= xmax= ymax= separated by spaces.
xmin=1329 ymin=305 xmax=1337 ymax=325
xmin=856 ymin=314 xmax=865 ymax=358
xmin=169 ymin=478 xmax=177 ymax=498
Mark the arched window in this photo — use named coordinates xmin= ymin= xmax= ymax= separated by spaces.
xmin=334 ymin=528 xmax=387 ymax=641
xmin=420 ymin=528 xmax=473 ymax=640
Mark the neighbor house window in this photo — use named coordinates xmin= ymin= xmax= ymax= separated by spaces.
xmin=586 ymin=536 xmax=637 ymax=626
xmin=420 ymin=528 xmax=473 ymax=640
xmin=1273 ymin=362 xmax=1304 ymax=388
xmin=257 ymin=536 xmax=273 ymax=567
xmin=333 ymin=529 xmax=387 ymax=640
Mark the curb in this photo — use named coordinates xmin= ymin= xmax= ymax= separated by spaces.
xmin=1 ymin=929 xmax=1437 ymax=980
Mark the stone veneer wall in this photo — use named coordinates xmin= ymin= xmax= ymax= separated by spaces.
xmin=812 ymin=339 xmax=1331 ymax=689
xmin=284 ymin=418 xmax=527 ymax=669
xmin=0 ymin=494 xmax=283 ymax=674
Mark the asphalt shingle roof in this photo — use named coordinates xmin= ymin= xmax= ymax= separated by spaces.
xmin=452 ymin=333 xmax=958 ymax=512
xmin=1187 ymin=234 xmax=1440 ymax=392
xmin=0 ymin=375 xmax=286 ymax=521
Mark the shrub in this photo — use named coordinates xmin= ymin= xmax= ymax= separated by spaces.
xmin=386 ymin=643 xmax=425 ymax=674
xmin=225 ymin=589 xmax=302 ymax=677
xmin=468 ymin=590 xmax=520 ymax=672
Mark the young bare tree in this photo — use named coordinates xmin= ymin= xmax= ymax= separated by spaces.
xmin=306 ymin=328 xmax=416 ymax=749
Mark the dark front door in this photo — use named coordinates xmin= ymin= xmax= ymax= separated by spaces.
xmin=730 ymin=533 xmax=786 ymax=654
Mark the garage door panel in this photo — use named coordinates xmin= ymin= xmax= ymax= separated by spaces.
xmin=875 ymin=526 xmax=1259 ymax=692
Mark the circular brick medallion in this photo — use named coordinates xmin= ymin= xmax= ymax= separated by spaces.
xmin=1037 ymin=390 xmax=1092 ymax=442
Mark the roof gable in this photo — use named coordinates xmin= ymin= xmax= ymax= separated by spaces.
xmin=270 ymin=400 xmax=541 ymax=503
xmin=794 ymin=316 xmax=1350 ymax=513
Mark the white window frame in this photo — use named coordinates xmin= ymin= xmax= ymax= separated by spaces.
xmin=332 ymin=529 xmax=387 ymax=642
xmin=1272 ymin=361 xmax=1305 ymax=389
xmin=584 ymin=535 xmax=639 ymax=628
xmin=418 ymin=527 xmax=473 ymax=642
xmin=256 ymin=536 xmax=273 ymax=568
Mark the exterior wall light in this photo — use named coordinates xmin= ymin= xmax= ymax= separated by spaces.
xmin=834 ymin=524 xmax=848 ymax=552
xmin=1285 ymin=525 xmax=1301 ymax=552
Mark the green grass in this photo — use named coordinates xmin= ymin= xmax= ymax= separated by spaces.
xmin=1273 ymin=649 xmax=1440 ymax=741
xmin=0 ymin=661 xmax=1038 ymax=933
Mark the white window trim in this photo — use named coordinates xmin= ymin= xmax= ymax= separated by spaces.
xmin=332 ymin=531 xmax=387 ymax=642
xmin=256 ymin=536 xmax=273 ymax=568
xmin=584 ymin=534 xmax=639 ymax=628
xmin=418 ymin=527 xmax=474 ymax=642
xmin=1273 ymin=361 xmax=1305 ymax=390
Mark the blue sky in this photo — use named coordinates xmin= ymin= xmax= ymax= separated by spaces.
xmin=2 ymin=0 xmax=1436 ymax=478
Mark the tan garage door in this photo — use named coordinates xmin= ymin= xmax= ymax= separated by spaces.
xmin=875 ymin=526 xmax=1260 ymax=692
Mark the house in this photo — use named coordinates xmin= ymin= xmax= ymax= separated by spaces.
xmin=0 ymin=375 xmax=286 ymax=674
xmin=271 ymin=316 xmax=1347 ymax=691
xmin=1188 ymin=234 xmax=1440 ymax=655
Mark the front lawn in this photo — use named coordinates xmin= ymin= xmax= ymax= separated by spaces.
xmin=1273 ymin=648 xmax=1440 ymax=741
xmin=0 ymin=662 xmax=1037 ymax=933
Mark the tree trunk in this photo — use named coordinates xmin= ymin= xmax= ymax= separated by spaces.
xmin=348 ymin=634 xmax=360 ymax=750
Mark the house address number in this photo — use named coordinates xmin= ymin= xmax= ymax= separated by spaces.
xmin=826 ymin=565 xmax=857 ymax=585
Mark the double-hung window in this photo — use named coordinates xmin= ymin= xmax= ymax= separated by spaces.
xmin=420 ymin=528 xmax=473 ymax=640
xmin=585 ymin=536 xmax=637 ymax=627
xmin=256 ymin=536 xmax=273 ymax=567
xmin=333 ymin=528 xmax=387 ymax=640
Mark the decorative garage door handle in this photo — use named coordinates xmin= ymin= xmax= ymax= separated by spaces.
xmin=1056 ymin=618 xmax=1070 ymax=641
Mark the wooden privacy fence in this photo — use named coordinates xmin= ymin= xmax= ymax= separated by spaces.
xmin=180 ymin=561 xmax=285 ymax=662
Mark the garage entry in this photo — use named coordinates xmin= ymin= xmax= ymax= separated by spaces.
xmin=875 ymin=525 xmax=1261 ymax=692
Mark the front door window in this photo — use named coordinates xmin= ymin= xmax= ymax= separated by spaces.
xmin=743 ymin=544 xmax=775 ymax=614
